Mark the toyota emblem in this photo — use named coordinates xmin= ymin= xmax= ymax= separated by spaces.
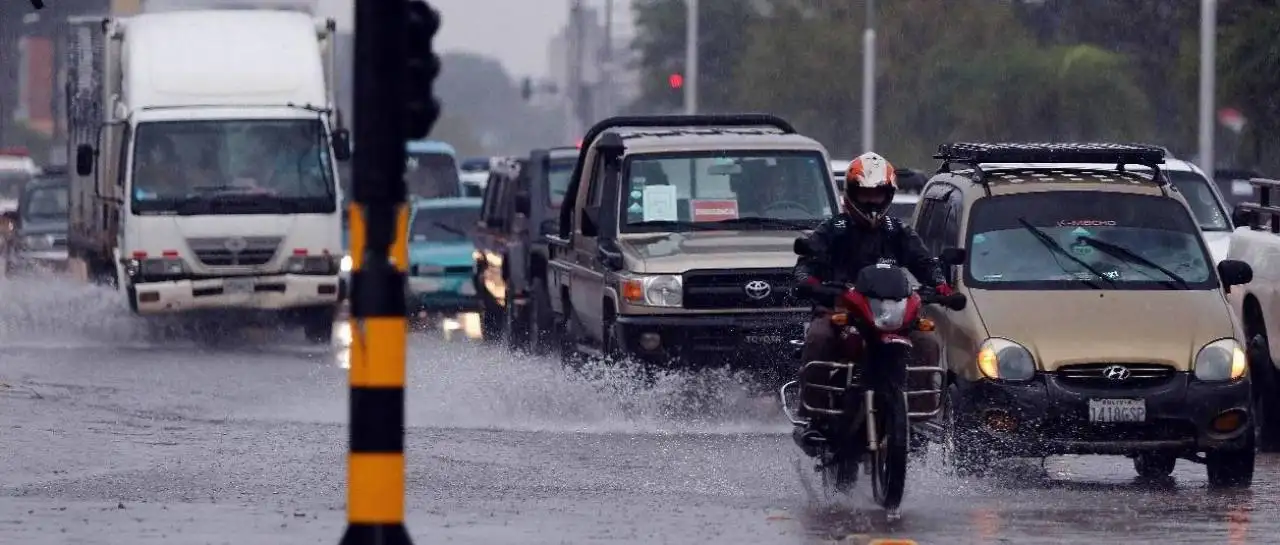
xmin=744 ymin=280 xmax=772 ymax=300
xmin=224 ymin=237 xmax=248 ymax=253
xmin=1102 ymin=365 xmax=1131 ymax=381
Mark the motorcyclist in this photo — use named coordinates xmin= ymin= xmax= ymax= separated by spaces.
xmin=792 ymin=151 xmax=953 ymax=419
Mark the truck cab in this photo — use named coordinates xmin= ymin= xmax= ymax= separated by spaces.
xmin=548 ymin=114 xmax=839 ymax=380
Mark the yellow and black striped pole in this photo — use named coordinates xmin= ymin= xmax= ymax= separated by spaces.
xmin=342 ymin=1 xmax=439 ymax=543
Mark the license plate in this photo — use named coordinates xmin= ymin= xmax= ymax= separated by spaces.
xmin=744 ymin=334 xmax=783 ymax=344
xmin=460 ymin=282 xmax=476 ymax=295
xmin=224 ymin=277 xmax=254 ymax=294
xmin=1088 ymin=398 xmax=1146 ymax=423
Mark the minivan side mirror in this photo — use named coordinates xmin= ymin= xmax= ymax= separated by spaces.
xmin=939 ymin=247 xmax=967 ymax=266
xmin=332 ymin=128 xmax=352 ymax=162
xmin=75 ymin=144 xmax=95 ymax=176
xmin=793 ymin=237 xmax=813 ymax=256
xmin=1231 ymin=204 xmax=1256 ymax=228
xmin=1218 ymin=259 xmax=1253 ymax=289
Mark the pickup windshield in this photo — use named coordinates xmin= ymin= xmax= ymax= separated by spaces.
xmin=619 ymin=150 xmax=835 ymax=233
xmin=548 ymin=158 xmax=574 ymax=207
xmin=965 ymin=191 xmax=1216 ymax=290
xmin=406 ymin=152 xmax=461 ymax=198
xmin=130 ymin=119 xmax=336 ymax=215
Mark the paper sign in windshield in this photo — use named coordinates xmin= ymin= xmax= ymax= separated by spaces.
xmin=642 ymin=184 xmax=679 ymax=222
xmin=691 ymin=199 xmax=739 ymax=222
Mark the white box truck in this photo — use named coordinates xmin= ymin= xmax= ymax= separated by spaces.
xmin=67 ymin=10 xmax=351 ymax=342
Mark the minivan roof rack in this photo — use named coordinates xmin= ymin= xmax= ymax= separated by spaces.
xmin=934 ymin=142 xmax=1168 ymax=197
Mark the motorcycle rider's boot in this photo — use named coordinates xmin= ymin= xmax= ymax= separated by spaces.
xmin=791 ymin=422 xmax=825 ymax=457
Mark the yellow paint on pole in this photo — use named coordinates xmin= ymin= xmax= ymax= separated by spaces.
xmin=392 ymin=204 xmax=409 ymax=272
xmin=348 ymin=317 xmax=407 ymax=387
xmin=347 ymin=202 xmax=366 ymax=271
xmin=347 ymin=452 xmax=405 ymax=523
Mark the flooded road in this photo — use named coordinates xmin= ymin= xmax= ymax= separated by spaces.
xmin=0 ymin=279 xmax=1271 ymax=544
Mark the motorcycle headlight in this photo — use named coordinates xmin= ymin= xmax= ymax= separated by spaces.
xmin=976 ymin=338 xmax=1036 ymax=381
xmin=21 ymin=234 xmax=53 ymax=251
xmin=1194 ymin=338 xmax=1247 ymax=381
xmin=868 ymin=298 xmax=909 ymax=331
xmin=340 ymin=254 xmax=352 ymax=273
xmin=620 ymin=274 xmax=683 ymax=307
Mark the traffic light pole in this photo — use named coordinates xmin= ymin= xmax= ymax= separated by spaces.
xmin=341 ymin=0 xmax=413 ymax=543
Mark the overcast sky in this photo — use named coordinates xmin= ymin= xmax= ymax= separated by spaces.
xmin=318 ymin=0 xmax=584 ymax=78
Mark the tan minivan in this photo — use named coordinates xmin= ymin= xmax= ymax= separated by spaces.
xmin=915 ymin=143 xmax=1257 ymax=487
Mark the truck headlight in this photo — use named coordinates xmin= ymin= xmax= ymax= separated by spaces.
xmin=340 ymin=254 xmax=352 ymax=272
xmin=1194 ymin=338 xmax=1247 ymax=381
xmin=286 ymin=255 xmax=338 ymax=274
xmin=128 ymin=257 xmax=186 ymax=277
xmin=976 ymin=338 xmax=1036 ymax=381
xmin=21 ymin=234 xmax=53 ymax=251
xmin=620 ymin=274 xmax=682 ymax=308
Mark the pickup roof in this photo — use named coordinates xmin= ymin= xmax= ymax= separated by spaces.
xmin=547 ymin=114 xmax=839 ymax=381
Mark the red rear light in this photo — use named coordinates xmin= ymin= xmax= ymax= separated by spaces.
xmin=292 ymin=248 xmax=308 ymax=256
xmin=0 ymin=147 xmax=29 ymax=157
xmin=131 ymin=250 xmax=147 ymax=258
xmin=161 ymin=250 xmax=179 ymax=257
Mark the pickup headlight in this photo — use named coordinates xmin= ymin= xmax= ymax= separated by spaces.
xmin=976 ymin=338 xmax=1036 ymax=381
xmin=620 ymin=274 xmax=683 ymax=308
xmin=340 ymin=254 xmax=352 ymax=273
xmin=21 ymin=234 xmax=54 ymax=251
xmin=1194 ymin=338 xmax=1247 ymax=381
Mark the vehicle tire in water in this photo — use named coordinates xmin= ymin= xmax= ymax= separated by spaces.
xmin=1246 ymin=329 xmax=1280 ymax=452
xmin=871 ymin=386 xmax=909 ymax=510
xmin=942 ymin=383 xmax=991 ymax=476
xmin=479 ymin=293 xmax=504 ymax=343
xmin=506 ymin=299 xmax=529 ymax=351
xmin=1132 ymin=453 xmax=1176 ymax=479
xmin=558 ymin=309 xmax=588 ymax=371
xmin=529 ymin=278 xmax=555 ymax=356
xmin=1206 ymin=441 xmax=1255 ymax=488
xmin=301 ymin=306 xmax=336 ymax=344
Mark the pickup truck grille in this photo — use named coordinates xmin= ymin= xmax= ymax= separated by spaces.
xmin=1056 ymin=363 xmax=1177 ymax=388
xmin=682 ymin=268 xmax=797 ymax=310
xmin=186 ymin=236 xmax=282 ymax=267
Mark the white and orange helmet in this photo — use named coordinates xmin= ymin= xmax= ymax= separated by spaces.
xmin=843 ymin=151 xmax=898 ymax=225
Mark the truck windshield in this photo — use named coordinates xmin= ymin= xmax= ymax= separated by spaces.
xmin=22 ymin=185 xmax=68 ymax=222
xmin=409 ymin=205 xmax=479 ymax=243
xmin=548 ymin=158 xmax=574 ymax=207
xmin=619 ymin=150 xmax=835 ymax=232
xmin=406 ymin=152 xmax=461 ymax=198
xmin=0 ymin=170 xmax=30 ymax=201
xmin=130 ymin=118 xmax=336 ymax=215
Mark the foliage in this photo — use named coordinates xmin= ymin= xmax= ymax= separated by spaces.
xmin=434 ymin=52 xmax=566 ymax=154
xmin=1220 ymin=3 xmax=1280 ymax=172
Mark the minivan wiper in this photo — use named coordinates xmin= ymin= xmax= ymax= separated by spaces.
xmin=1016 ymin=217 xmax=1112 ymax=288
xmin=432 ymin=221 xmax=467 ymax=237
xmin=714 ymin=216 xmax=811 ymax=229
xmin=1076 ymin=235 xmax=1189 ymax=289
xmin=629 ymin=220 xmax=720 ymax=231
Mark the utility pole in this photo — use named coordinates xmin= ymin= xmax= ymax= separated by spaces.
xmin=567 ymin=0 xmax=584 ymax=138
xmin=601 ymin=0 xmax=613 ymax=118
xmin=862 ymin=0 xmax=876 ymax=153
xmin=684 ymin=0 xmax=698 ymax=114
xmin=341 ymin=0 xmax=440 ymax=544
xmin=1197 ymin=0 xmax=1216 ymax=174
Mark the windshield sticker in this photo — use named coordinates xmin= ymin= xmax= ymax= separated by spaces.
xmin=628 ymin=202 xmax=642 ymax=214
xmin=630 ymin=189 xmax=642 ymax=200
xmin=1058 ymin=219 xmax=1117 ymax=227
xmin=983 ymin=274 xmax=1004 ymax=281
xmin=642 ymin=184 xmax=679 ymax=222
xmin=972 ymin=233 xmax=988 ymax=244
xmin=691 ymin=199 xmax=739 ymax=222
xmin=1070 ymin=241 xmax=1094 ymax=256
xmin=1070 ymin=227 xmax=1092 ymax=237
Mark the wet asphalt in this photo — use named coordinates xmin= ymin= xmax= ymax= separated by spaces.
xmin=0 ymin=278 xmax=1273 ymax=544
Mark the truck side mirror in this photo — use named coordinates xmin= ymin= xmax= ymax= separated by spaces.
xmin=515 ymin=191 xmax=531 ymax=215
xmin=75 ymin=144 xmax=95 ymax=176
xmin=1231 ymin=204 xmax=1256 ymax=228
xmin=940 ymin=247 xmax=967 ymax=266
xmin=331 ymin=128 xmax=352 ymax=162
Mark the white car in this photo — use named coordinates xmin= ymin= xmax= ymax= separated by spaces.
xmin=984 ymin=157 xmax=1234 ymax=263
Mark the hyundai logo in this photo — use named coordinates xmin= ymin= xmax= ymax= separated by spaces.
xmin=1102 ymin=365 xmax=1132 ymax=381
xmin=744 ymin=280 xmax=772 ymax=300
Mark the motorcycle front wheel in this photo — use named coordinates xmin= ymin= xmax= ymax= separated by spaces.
xmin=870 ymin=385 xmax=909 ymax=510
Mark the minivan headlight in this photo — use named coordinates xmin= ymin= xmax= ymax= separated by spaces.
xmin=1194 ymin=338 xmax=1247 ymax=381
xmin=976 ymin=338 xmax=1036 ymax=381
xmin=620 ymin=274 xmax=683 ymax=308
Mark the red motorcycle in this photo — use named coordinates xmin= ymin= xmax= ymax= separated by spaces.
xmin=781 ymin=245 xmax=966 ymax=514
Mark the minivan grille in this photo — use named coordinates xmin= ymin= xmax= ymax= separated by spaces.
xmin=682 ymin=268 xmax=797 ymax=309
xmin=186 ymin=236 xmax=281 ymax=267
xmin=1057 ymin=363 xmax=1177 ymax=388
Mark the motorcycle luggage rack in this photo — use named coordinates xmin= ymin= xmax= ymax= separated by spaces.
xmin=779 ymin=361 xmax=946 ymax=425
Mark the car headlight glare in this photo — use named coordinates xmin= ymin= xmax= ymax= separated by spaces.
xmin=976 ymin=338 xmax=1036 ymax=381
xmin=340 ymin=254 xmax=352 ymax=272
xmin=621 ymin=274 xmax=682 ymax=307
xmin=1194 ymin=338 xmax=1247 ymax=381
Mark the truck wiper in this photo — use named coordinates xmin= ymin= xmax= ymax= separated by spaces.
xmin=714 ymin=216 xmax=811 ymax=229
xmin=629 ymin=220 xmax=720 ymax=231
xmin=1076 ymin=235 xmax=1189 ymax=289
xmin=1016 ymin=218 xmax=1112 ymax=289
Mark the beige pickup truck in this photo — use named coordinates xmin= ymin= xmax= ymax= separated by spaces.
xmin=546 ymin=114 xmax=840 ymax=381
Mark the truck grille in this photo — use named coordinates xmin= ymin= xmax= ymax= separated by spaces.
xmin=1056 ymin=363 xmax=1177 ymax=388
xmin=186 ymin=236 xmax=282 ymax=267
xmin=51 ymin=234 xmax=67 ymax=250
xmin=682 ymin=268 xmax=798 ymax=310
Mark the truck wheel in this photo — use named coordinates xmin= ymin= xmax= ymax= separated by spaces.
xmin=559 ymin=310 xmax=588 ymax=371
xmin=506 ymin=297 xmax=530 ymax=352
xmin=1206 ymin=441 xmax=1255 ymax=488
xmin=1247 ymin=331 xmax=1280 ymax=452
xmin=1132 ymin=453 xmax=1176 ymax=479
xmin=529 ymin=279 xmax=555 ymax=356
xmin=479 ymin=293 xmax=504 ymax=343
xmin=941 ymin=384 xmax=991 ymax=477
xmin=302 ymin=307 xmax=337 ymax=344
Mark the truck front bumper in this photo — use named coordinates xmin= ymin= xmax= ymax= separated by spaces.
xmin=6 ymin=249 xmax=69 ymax=275
xmin=614 ymin=311 xmax=807 ymax=371
xmin=130 ymin=274 xmax=341 ymax=314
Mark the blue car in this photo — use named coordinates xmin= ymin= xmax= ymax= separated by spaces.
xmin=405 ymin=197 xmax=482 ymax=316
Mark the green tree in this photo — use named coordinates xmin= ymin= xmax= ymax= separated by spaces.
xmin=629 ymin=0 xmax=762 ymax=113
xmin=1220 ymin=3 xmax=1280 ymax=173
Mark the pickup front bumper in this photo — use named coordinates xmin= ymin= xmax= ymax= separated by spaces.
xmin=130 ymin=274 xmax=341 ymax=314
xmin=6 ymin=249 xmax=69 ymax=275
xmin=613 ymin=311 xmax=807 ymax=370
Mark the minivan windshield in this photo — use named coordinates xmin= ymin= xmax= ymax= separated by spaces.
xmin=966 ymin=191 xmax=1216 ymax=290
xmin=410 ymin=205 xmax=479 ymax=243
xmin=406 ymin=152 xmax=461 ymax=198
xmin=22 ymin=184 xmax=68 ymax=222
xmin=620 ymin=150 xmax=835 ymax=233
xmin=1167 ymin=170 xmax=1231 ymax=231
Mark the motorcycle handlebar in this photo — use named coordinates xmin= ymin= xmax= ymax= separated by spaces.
xmin=798 ymin=282 xmax=967 ymax=311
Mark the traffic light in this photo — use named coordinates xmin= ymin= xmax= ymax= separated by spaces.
xmin=404 ymin=0 xmax=442 ymax=140
xmin=668 ymin=73 xmax=684 ymax=89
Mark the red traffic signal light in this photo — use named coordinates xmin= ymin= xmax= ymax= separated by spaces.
xmin=668 ymin=73 xmax=684 ymax=89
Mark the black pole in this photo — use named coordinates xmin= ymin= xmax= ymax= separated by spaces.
xmin=340 ymin=0 xmax=412 ymax=543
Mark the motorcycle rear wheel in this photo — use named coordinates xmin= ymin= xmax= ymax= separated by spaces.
xmin=870 ymin=386 xmax=909 ymax=510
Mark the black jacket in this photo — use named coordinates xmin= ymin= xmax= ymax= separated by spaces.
xmin=793 ymin=213 xmax=946 ymax=291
